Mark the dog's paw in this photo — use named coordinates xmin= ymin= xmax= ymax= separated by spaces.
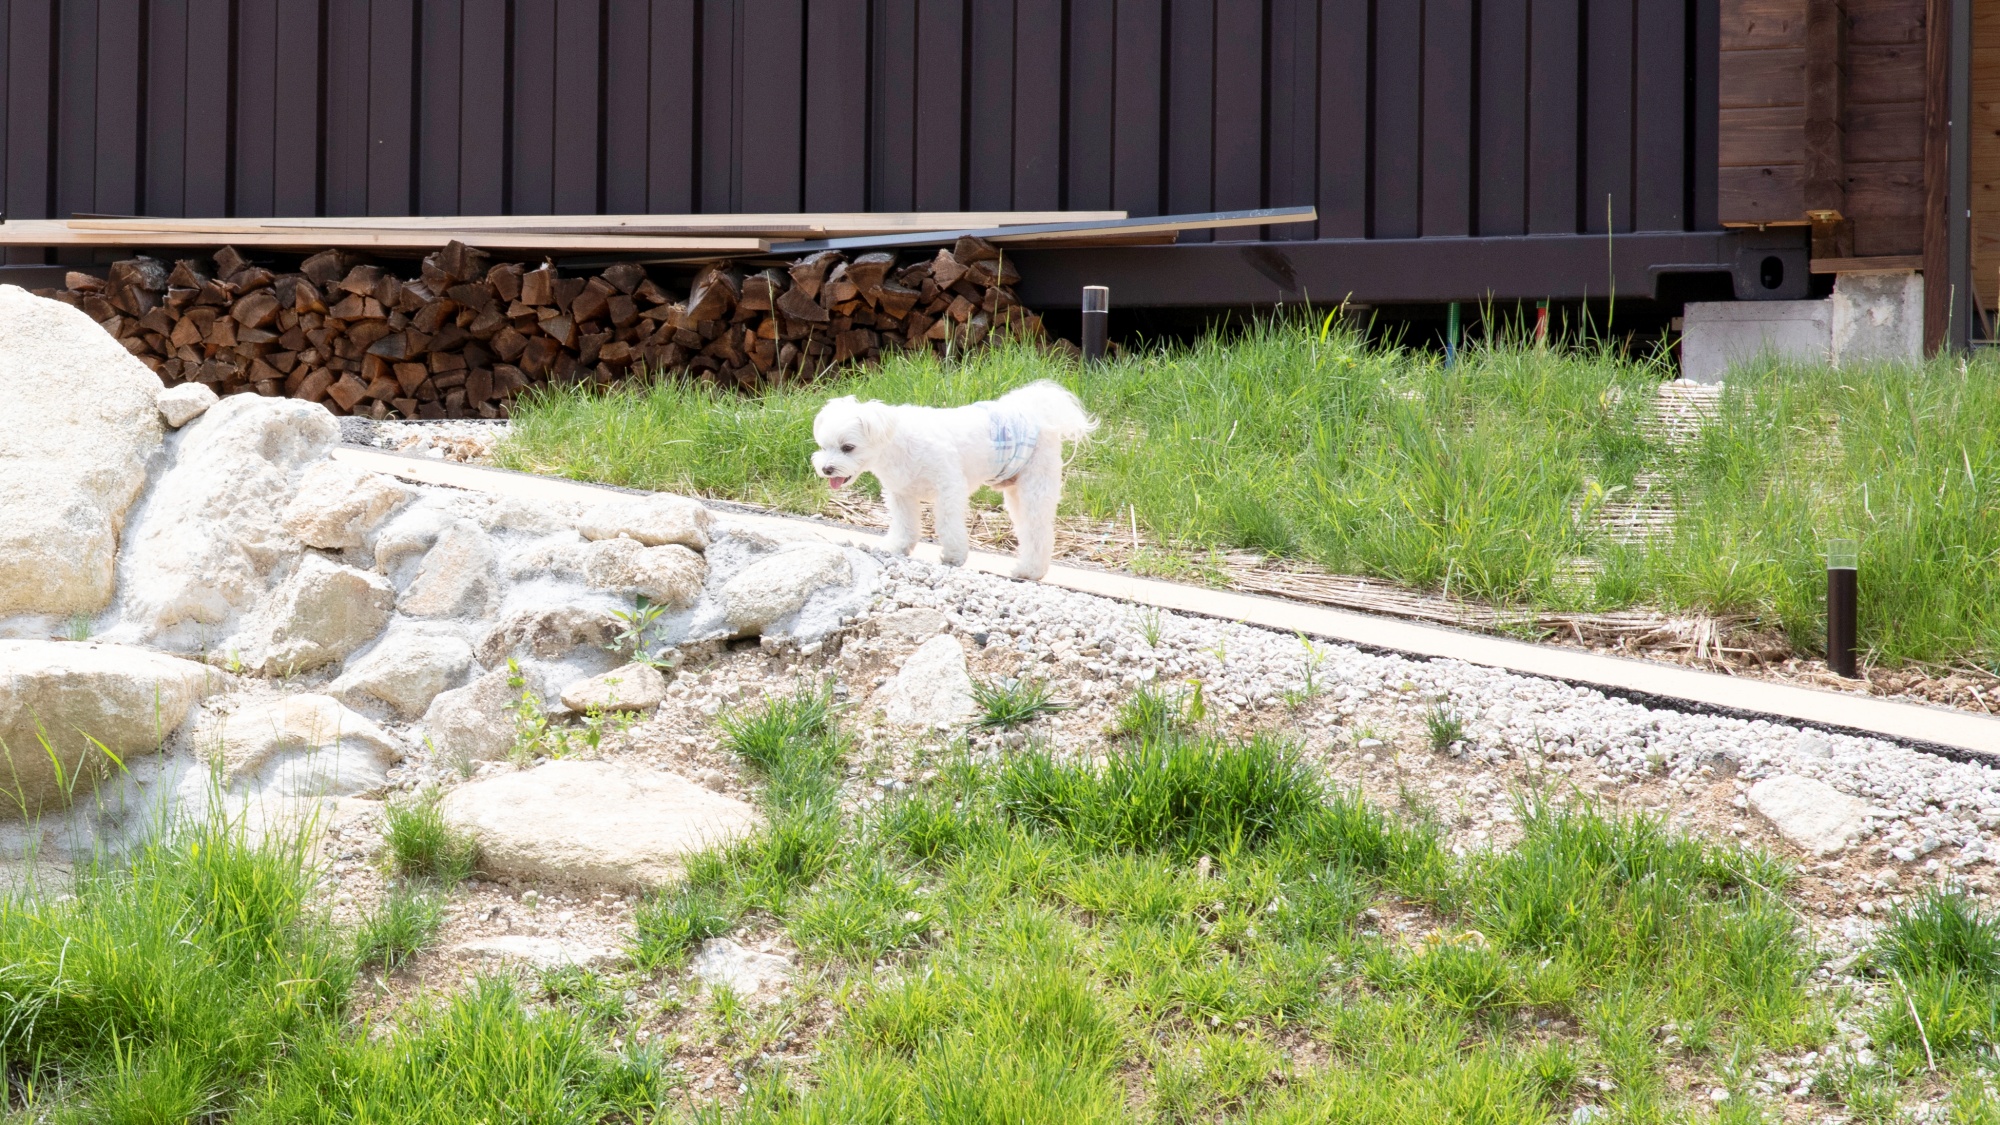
xmin=884 ymin=537 xmax=917 ymax=556
xmin=1009 ymin=561 xmax=1049 ymax=581
xmin=938 ymin=548 xmax=968 ymax=567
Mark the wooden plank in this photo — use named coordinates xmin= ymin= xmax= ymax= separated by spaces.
xmin=916 ymin=0 xmax=968 ymax=210
xmin=646 ymin=0 xmax=696 ymax=213
xmin=1720 ymin=106 xmax=1805 ymax=165
xmin=1014 ymin=0 xmax=1064 ymax=210
xmin=739 ymin=0 xmax=801 ymax=212
xmin=56 ymin=0 xmax=97 ymax=218
xmin=1848 ymin=42 xmax=1928 ymax=103
xmin=234 ymin=0 xmax=279 ymax=217
xmin=1719 ymin=163 xmax=1805 ymax=221
xmin=1856 ymin=214 xmax=1924 ymax=254
xmin=459 ymin=0 xmax=507 ymax=214
xmin=142 ymin=0 xmax=187 ymax=218
xmin=1847 ymin=102 xmax=1925 ymax=162
xmin=968 ymin=0 xmax=1016 ymax=209
xmin=185 ymin=0 xmax=231 ymax=215
xmin=367 ymin=0 xmax=416 ymax=214
xmin=273 ymin=0 xmax=321 ymax=215
xmin=1479 ymin=0 xmax=1530 ymax=236
xmin=418 ymin=0 xmax=464 ymax=215
xmin=1068 ymin=0 xmax=1115 ymax=211
xmin=323 ymin=0 xmax=371 ymax=216
xmin=66 ymin=212 xmax=1127 ymax=233
xmin=765 ymin=206 xmax=1315 ymax=253
xmin=1636 ymin=0 xmax=1689 ymax=230
xmin=1847 ymin=0 xmax=1926 ymax=44
xmin=804 ymin=0 xmax=868 ymax=211
xmin=1212 ymin=0 xmax=1264 ymax=239
xmin=1585 ymin=0 xmax=1635 ymax=233
xmin=1421 ymin=0 xmax=1473 ymax=237
xmin=1802 ymin=0 xmax=1845 ymax=214
xmin=1922 ymin=0 xmax=1947 ymax=352
xmin=870 ymin=0 xmax=918 ymax=210
xmin=95 ymin=0 xmax=143 ymax=217
xmin=0 ymin=221 xmax=770 ymax=251
xmin=1317 ymin=0 xmax=1370 ymax=238
xmin=1810 ymin=253 xmax=1923 ymax=270
xmin=1373 ymin=0 xmax=1421 ymax=238
xmin=1112 ymin=0 xmax=1164 ymax=217
xmin=1167 ymin=0 xmax=1215 ymax=236
xmin=1844 ymin=159 xmax=1926 ymax=215
xmin=1720 ymin=47 xmax=1805 ymax=107
xmin=1265 ymin=0 xmax=1318 ymax=239
xmin=512 ymin=0 xmax=557 ymax=214
xmin=1720 ymin=0 xmax=1805 ymax=49
xmin=1527 ymin=0 xmax=1579 ymax=233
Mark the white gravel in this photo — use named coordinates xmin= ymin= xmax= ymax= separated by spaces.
xmin=863 ymin=552 xmax=2000 ymax=882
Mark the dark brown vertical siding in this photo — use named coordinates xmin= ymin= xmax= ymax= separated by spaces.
xmin=4 ymin=0 xmax=1717 ymax=254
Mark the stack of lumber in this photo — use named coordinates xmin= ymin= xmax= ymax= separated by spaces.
xmin=44 ymin=238 xmax=1042 ymax=418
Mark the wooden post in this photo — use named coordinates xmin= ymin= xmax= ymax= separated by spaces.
xmin=1924 ymin=0 xmax=1952 ymax=354
xmin=1804 ymin=0 xmax=1851 ymax=260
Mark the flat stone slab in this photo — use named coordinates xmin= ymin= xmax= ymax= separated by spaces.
xmin=689 ymin=937 xmax=793 ymax=998
xmin=439 ymin=759 xmax=760 ymax=890
xmin=1749 ymin=774 xmax=1869 ymax=856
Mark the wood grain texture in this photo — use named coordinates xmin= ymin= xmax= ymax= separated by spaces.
xmin=1847 ymin=0 xmax=1925 ymax=43
xmin=1848 ymin=42 xmax=1928 ymax=103
xmin=1846 ymin=101 xmax=1925 ymax=161
xmin=1720 ymin=106 xmax=1806 ymax=165
xmin=1971 ymin=0 xmax=2000 ymax=310
xmin=1721 ymin=0 xmax=1806 ymax=48
xmin=1719 ymin=163 xmax=1805 ymax=220
xmin=1720 ymin=47 xmax=1805 ymax=108
xmin=1802 ymin=0 xmax=1844 ymax=213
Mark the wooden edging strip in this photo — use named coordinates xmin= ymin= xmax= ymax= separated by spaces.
xmin=330 ymin=446 xmax=2000 ymax=760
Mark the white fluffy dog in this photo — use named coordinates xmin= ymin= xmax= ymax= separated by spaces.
xmin=810 ymin=380 xmax=1098 ymax=580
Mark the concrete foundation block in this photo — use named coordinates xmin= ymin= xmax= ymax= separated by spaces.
xmin=1831 ymin=269 xmax=1923 ymax=367
xmin=1680 ymin=300 xmax=1832 ymax=383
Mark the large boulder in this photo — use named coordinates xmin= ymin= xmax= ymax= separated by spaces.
xmin=0 ymin=286 xmax=166 ymax=617
xmin=210 ymin=694 xmax=402 ymax=800
xmin=113 ymin=395 xmax=338 ymax=640
xmin=328 ymin=624 xmax=476 ymax=718
xmin=721 ymin=543 xmax=852 ymax=634
xmin=878 ymin=635 xmax=977 ymax=728
xmin=231 ymin=555 xmax=394 ymax=675
xmin=0 ymin=640 xmax=213 ymax=816
xmin=579 ymin=494 xmax=714 ymax=552
xmin=399 ymin=520 xmax=499 ymax=619
xmin=421 ymin=668 xmax=522 ymax=765
xmin=280 ymin=460 xmax=413 ymax=550
xmin=581 ymin=537 xmax=706 ymax=607
xmin=440 ymin=759 xmax=760 ymax=889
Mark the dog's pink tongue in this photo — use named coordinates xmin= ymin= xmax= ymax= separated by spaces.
xmin=827 ymin=476 xmax=850 ymax=490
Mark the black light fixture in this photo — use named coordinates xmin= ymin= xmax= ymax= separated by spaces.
xmin=1081 ymin=285 xmax=1109 ymax=362
xmin=1826 ymin=538 xmax=1859 ymax=679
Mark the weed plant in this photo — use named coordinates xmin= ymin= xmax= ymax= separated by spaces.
xmin=1869 ymin=891 xmax=2000 ymax=1061
xmin=970 ymin=676 xmax=1069 ymax=728
xmin=382 ymin=787 xmax=478 ymax=883
xmin=355 ymin=886 xmax=444 ymax=971
xmin=500 ymin=319 xmax=2000 ymax=668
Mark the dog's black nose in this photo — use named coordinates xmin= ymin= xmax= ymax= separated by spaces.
xmin=819 ymin=464 xmax=833 ymax=475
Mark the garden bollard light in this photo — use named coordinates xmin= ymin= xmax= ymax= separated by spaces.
xmin=1081 ymin=286 xmax=1109 ymax=362
xmin=1826 ymin=538 xmax=1859 ymax=679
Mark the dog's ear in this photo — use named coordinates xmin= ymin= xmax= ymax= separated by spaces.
xmin=854 ymin=401 xmax=893 ymax=445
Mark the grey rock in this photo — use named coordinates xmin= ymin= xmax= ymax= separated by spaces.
xmin=579 ymin=493 xmax=714 ymax=551
xmin=721 ymin=542 xmax=852 ymax=634
xmin=210 ymin=694 xmax=403 ymax=800
xmin=477 ymin=605 xmax=623 ymax=669
xmin=231 ymin=554 xmax=394 ymax=676
xmin=421 ymin=668 xmax=522 ymax=766
xmin=1748 ymin=775 xmax=1870 ymax=856
xmin=155 ymin=382 xmax=218 ymax=428
xmin=399 ymin=520 xmax=499 ymax=619
xmin=328 ymin=625 xmax=476 ymax=718
xmin=877 ymin=606 xmax=948 ymax=642
xmin=559 ymin=662 xmax=667 ymax=713
xmin=581 ymin=537 xmax=707 ymax=608
xmin=878 ymin=634 xmax=976 ymax=728
xmin=280 ymin=460 xmax=413 ymax=550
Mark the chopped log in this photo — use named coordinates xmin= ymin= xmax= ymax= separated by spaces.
xmin=325 ymin=372 xmax=370 ymax=411
xmin=571 ymin=277 xmax=615 ymax=323
xmin=520 ymin=264 xmax=555 ymax=306
xmin=601 ymin=262 xmax=645 ymax=294
xmin=231 ymin=290 xmax=282 ymax=329
xmin=952 ymin=236 xmax=1000 ymax=263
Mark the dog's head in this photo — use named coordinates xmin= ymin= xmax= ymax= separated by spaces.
xmin=810 ymin=395 xmax=890 ymax=490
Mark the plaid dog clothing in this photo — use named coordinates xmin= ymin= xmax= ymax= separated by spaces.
xmin=985 ymin=408 xmax=1040 ymax=486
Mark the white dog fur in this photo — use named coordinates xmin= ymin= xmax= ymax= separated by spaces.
xmin=810 ymin=380 xmax=1098 ymax=580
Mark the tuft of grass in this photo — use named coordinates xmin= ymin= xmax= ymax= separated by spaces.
xmin=1874 ymin=890 xmax=2000 ymax=980
xmin=1109 ymin=680 xmax=1205 ymax=740
xmin=382 ymin=788 xmax=479 ymax=883
xmin=1423 ymin=703 xmax=1467 ymax=753
xmin=631 ymin=883 xmax=733 ymax=970
xmin=355 ymin=886 xmax=444 ymax=972
xmin=972 ymin=676 xmax=1071 ymax=728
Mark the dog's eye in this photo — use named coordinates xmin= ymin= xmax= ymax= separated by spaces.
xmin=839 ymin=443 xmax=854 ymax=453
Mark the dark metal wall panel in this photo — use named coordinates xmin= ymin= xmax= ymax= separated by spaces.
xmin=5 ymin=0 xmax=1722 ymax=268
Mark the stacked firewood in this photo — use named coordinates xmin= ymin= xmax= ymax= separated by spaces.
xmin=45 ymin=237 xmax=1041 ymax=418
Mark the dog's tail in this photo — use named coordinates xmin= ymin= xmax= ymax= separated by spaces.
xmin=1000 ymin=379 xmax=1099 ymax=447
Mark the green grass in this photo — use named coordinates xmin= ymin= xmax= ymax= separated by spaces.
xmin=970 ymin=676 xmax=1069 ymax=728
xmin=382 ymin=787 xmax=479 ymax=883
xmin=498 ymin=318 xmax=2000 ymax=668
xmin=355 ymin=885 xmax=444 ymax=971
